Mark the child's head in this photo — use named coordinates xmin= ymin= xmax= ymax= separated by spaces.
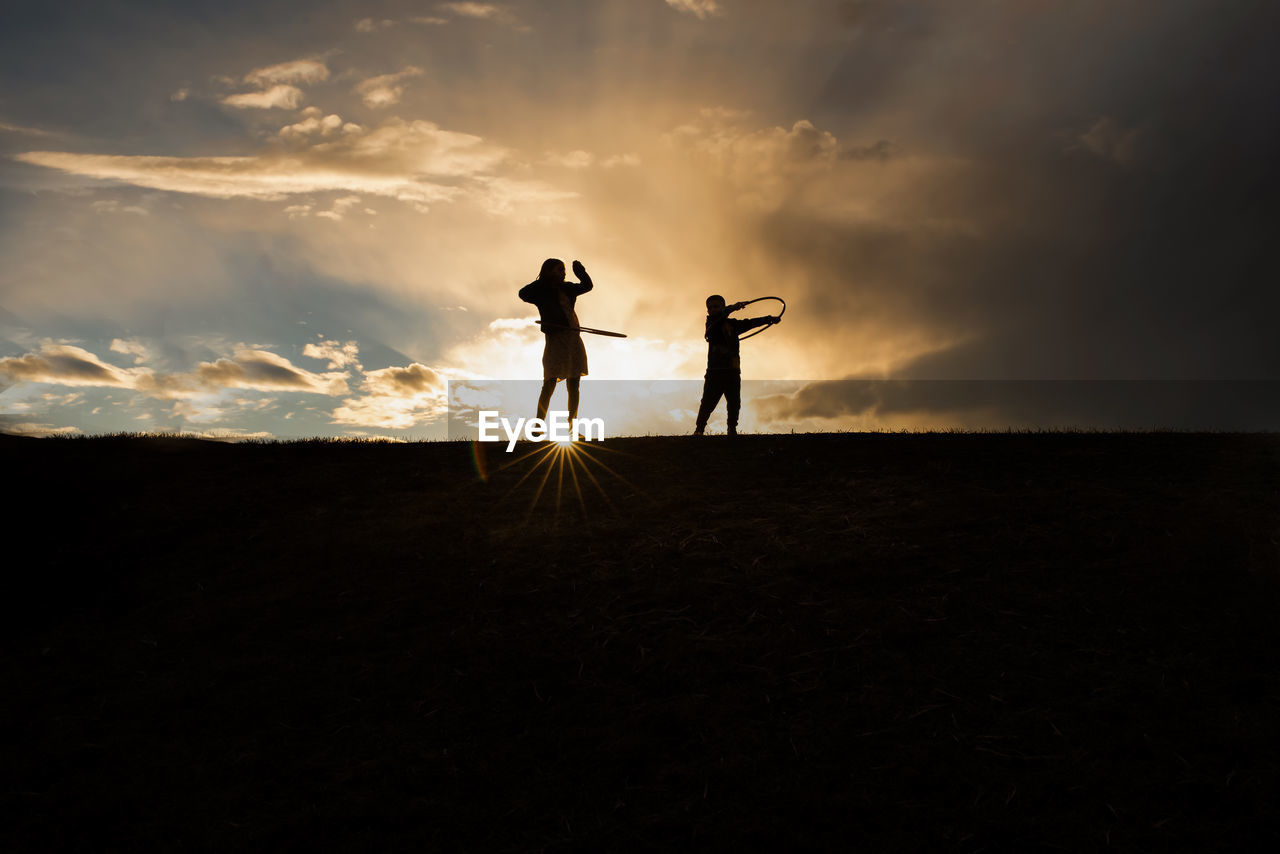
xmin=538 ymin=258 xmax=567 ymax=284
xmin=706 ymin=294 xmax=726 ymax=314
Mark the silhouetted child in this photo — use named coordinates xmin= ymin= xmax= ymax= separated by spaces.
xmin=694 ymin=295 xmax=779 ymax=436
xmin=519 ymin=258 xmax=593 ymax=421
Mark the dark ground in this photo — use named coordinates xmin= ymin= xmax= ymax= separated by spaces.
xmin=2 ymin=432 xmax=1279 ymax=852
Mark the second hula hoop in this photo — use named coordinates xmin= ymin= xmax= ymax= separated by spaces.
xmin=736 ymin=296 xmax=787 ymax=340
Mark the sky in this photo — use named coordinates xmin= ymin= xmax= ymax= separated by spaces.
xmin=1 ymin=0 xmax=1277 ymax=439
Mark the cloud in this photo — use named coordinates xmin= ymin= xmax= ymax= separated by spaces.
xmin=0 ymin=119 xmax=61 ymax=138
xmin=601 ymin=153 xmax=642 ymax=168
xmin=755 ymin=380 xmax=1009 ymax=422
xmin=303 ymin=339 xmax=361 ymax=369
xmin=665 ymin=0 xmax=722 ymax=20
xmin=330 ymin=362 xmax=448 ymax=429
xmin=221 ymin=85 xmax=305 ymax=110
xmin=16 ymin=150 xmax=391 ymax=200
xmin=839 ymin=139 xmax=899 ymax=161
xmin=437 ymin=3 xmax=526 ymax=30
xmin=668 ymin=112 xmax=839 ymax=167
xmin=40 ymin=391 xmax=84 ymax=405
xmin=0 ymin=342 xmax=147 ymax=388
xmin=1 ymin=341 xmax=349 ymax=401
xmin=545 ymin=150 xmax=594 ymax=168
xmin=219 ymin=59 xmax=328 ymax=111
xmin=439 ymin=2 xmax=499 ymax=19
xmin=194 ymin=349 xmax=348 ymax=395
xmin=0 ymin=421 xmax=82 ymax=437
xmin=171 ymin=394 xmax=277 ymax=426
xmin=751 ymin=1 xmax=1280 ymax=383
xmin=313 ymin=195 xmax=364 ymax=221
xmin=90 ymin=199 xmax=149 ymax=215
xmin=14 ymin=117 xmax=560 ymax=214
xmin=109 ymin=338 xmax=149 ymax=364
xmin=1075 ymin=117 xmax=1145 ymax=167
xmin=354 ymin=67 xmax=425 ymax=108
xmin=355 ymin=18 xmax=395 ymax=32
xmin=368 ymin=363 xmax=442 ymax=395
xmin=751 ymin=380 xmax=1280 ymax=432
xmin=664 ymin=114 xmax=840 ymax=209
xmin=346 ymin=117 xmax=507 ymax=174
xmin=278 ymin=108 xmax=363 ymax=142
xmin=244 ymin=59 xmax=329 ymax=88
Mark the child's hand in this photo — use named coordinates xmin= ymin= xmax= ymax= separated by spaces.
xmin=769 ymin=315 xmax=781 ymax=324
xmin=731 ymin=301 xmax=747 ymax=311
xmin=572 ymin=260 xmax=587 ymax=278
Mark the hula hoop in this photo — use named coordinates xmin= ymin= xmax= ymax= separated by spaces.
xmin=736 ymin=296 xmax=787 ymax=340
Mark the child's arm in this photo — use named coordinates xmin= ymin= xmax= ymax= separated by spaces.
xmin=707 ymin=301 xmax=747 ymax=325
xmin=568 ymin=260 xmax=594 ymax=295
xmin=731 ymin=315 xmax=779 ymax=334
xmin=518 ymin=281 xmax=542 ymax=304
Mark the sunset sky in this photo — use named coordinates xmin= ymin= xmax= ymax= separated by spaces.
xmin=2 ymin=0 xmax=1277 ymax=438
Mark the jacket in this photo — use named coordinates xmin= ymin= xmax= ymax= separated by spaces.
xmin=704 ymin=310 xmax=772 ymax=372
xmin=518 ymin=274 xmax=594 ymax=332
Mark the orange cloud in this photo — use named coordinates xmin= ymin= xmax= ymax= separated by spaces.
xmin=355 ymin=67 xmax=425 ymax=108
xmin=16 ymin=117 xmax=568 ymax=214
xmin=330 ymin=362 xmax=449 ymax=429
xmin=222 ymin=85 xmax=305 ymax=110
xmin=244 ymin=59 xmax=329 ymax=87
xmin=665 ymin=0 xmax=722 ymax=20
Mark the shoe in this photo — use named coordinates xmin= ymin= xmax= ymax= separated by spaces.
xmin=693 ymin=426 xmax=705 ymax=436
xmin=726 ymin=426 xmax=737 ymax=437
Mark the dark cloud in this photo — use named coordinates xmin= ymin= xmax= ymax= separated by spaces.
xmin=0 ymin=345 xmax=132 ymax=386
xmin=371 ymin=363 xmax=440 ymax=394
xmin=39 ymin=350 xmax=121 ymax=382
xmin=756 ymin=380 xmax=1280 ymax=430
xmin=195 ymin=350 xmax=344 ymax=393
xmin=197 ymin=357 xmax=305 ymax=388
xmin=838 ymin=139 xmax=897 ymax=161
xmin=773 ymin=0 xmax=1280 ymax=383
xmin=782 ymin=119 xmax=838 ymax=161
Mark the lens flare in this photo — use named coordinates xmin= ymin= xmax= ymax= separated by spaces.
xmin=493 ymin=437 xmax=639 ymax=525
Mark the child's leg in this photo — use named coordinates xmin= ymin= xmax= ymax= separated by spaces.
xmin=696 ymin=373 xmax=725 ymax=432
xmin=566 ymin=376 xmax=580 ymax=421
xmin=537 ymin=377 xmax=558 ymax=421
xmin=726 ymin=373 xmax=742 ymax=433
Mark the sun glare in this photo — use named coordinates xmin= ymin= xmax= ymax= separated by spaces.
xmin=493 ymin=436 xmax=638 ymax=524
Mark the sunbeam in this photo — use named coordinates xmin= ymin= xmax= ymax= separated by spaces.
xmin=493 ymin=438 xmax=642 ymax=524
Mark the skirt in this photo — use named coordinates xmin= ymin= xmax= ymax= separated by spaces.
xmin=541 ymin=329 xmax=588 ymax=379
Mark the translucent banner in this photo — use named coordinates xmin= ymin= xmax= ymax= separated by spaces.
xmin=447 ymin=379 xmax=1280 ymax=442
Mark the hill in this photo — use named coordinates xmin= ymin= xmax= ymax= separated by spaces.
xmin=3 ymin=432 xmax=1279 ymax=851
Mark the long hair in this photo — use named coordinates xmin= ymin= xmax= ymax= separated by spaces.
xmin=536 ymin=258 xmax=565 ymax=283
